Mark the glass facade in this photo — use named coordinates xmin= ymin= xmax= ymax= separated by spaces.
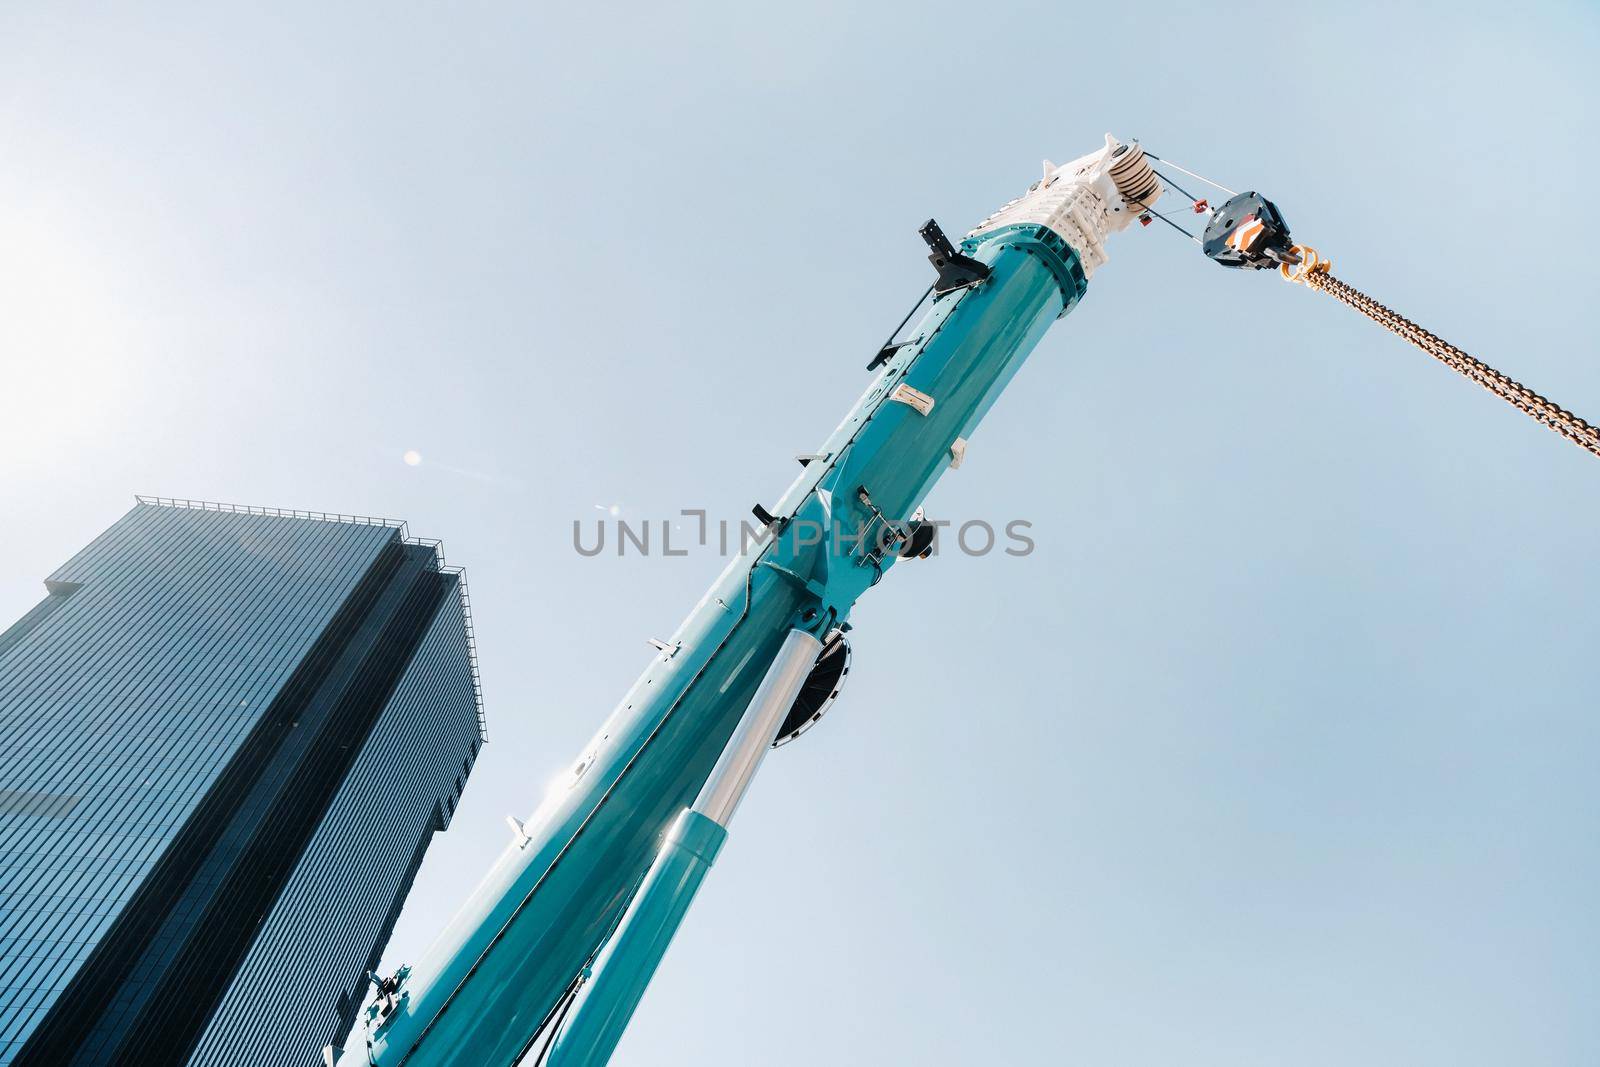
xmin=0 ymin=499 xmax=484 ymax=1066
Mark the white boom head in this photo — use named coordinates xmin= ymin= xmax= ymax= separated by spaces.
xmin=969 ymin=133 xmax=1163 ymax=278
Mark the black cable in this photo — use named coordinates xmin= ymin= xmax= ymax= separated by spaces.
xmin=513 ymin=866 xmax=642 ymax=1066
xmin=1130 ymin=198 xmax=1199 ymax=242
xmin=867 ymin=282 xmax=935 ymax=369
xmin=1140 ymin=152 xmax=1238 ymax=196
xmin=1147 ymin=166 xmax=1208 ymax=211
xmin=529 ymin=982 xmax=584 ymax=1067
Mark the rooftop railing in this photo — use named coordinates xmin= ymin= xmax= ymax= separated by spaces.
xmin=134 ymin=495 xmax=489 ymax=741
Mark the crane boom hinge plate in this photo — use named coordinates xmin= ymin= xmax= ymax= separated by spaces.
xmin=759 ymin=560 xmax=826 ymax=600
xmin=920 ymin=219 xmax=991 ymax=295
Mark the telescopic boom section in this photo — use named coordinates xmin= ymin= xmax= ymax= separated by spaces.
xmin=328 ymin=135 xmax=1158 ymax=1067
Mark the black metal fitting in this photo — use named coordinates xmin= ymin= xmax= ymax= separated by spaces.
xmin=920 ymin=219 xmax=992 ymax=294
xmin=1201 ymin=192 xmax=1297 ymax=270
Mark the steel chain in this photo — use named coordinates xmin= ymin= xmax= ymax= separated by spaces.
xmin=1284 ymin=251 xmax=1600 ymax=460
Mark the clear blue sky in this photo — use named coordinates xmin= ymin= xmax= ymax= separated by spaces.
xmin=3 ymin=3 xmax=1598 ymax=1064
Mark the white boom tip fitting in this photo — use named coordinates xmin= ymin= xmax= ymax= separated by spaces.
xmin=968 ymin=133 xmax=1164 ymax=278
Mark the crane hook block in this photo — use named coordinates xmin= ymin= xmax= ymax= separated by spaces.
xmin=1201 ymin=192 xmax=1296 ymax=270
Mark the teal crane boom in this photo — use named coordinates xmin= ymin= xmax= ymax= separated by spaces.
xmin=326 ymin=135 xmax=1176 ymax=1066
xmin=321 ymin=128 xmax=1600 ymax=1067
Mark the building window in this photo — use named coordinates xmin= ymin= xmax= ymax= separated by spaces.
xmin=0 ymin=789 xmax=81 ymax=819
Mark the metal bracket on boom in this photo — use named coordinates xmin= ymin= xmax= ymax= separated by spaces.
xmin=759 ymin=560 xmax=826 ymax=601
xmin=751 ymin=503 xmax=788 ymax=533
xmin=920 ymin=219 xmax=991 ymax=295
xmin=866 ymin=220 xmax=987 ymax=372
xmin=865 ymin=343 xmax=904 ymax=372
xmin=853 ymin=486 xmax=908 ymax=570
xmin=364 ymin=965 xmax=411 ymax=1036
xmin=646 ymin=637 xmax=681 ymax=659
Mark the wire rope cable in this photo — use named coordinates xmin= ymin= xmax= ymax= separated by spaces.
xmin=1282 ymin=246 xmax=1600 ymax=459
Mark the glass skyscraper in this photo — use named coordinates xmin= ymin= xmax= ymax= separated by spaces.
xmin=0 ymin=498 xmax=485 ymax=1066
